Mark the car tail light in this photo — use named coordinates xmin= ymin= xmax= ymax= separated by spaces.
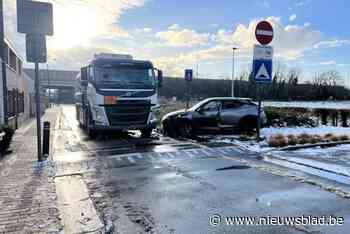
xmin=104 ymin=96 xmax=117 ymax=105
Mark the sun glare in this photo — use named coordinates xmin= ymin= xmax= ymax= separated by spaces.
xmin=48 ymin=4 xmax=104 ymax=49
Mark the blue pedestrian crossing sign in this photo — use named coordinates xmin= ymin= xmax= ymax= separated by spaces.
xmin=252 ymin=45 xmax=273 ymax=83
xmin=253 ymin=60 xmax=272 ymax=82
xmin=185 ymin=69 xmax=193 ymax=82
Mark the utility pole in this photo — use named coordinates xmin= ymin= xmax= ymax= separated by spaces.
xmin=231 ymin=47 xmax=238 ymax=97
xmin=0 ymin=0 xmax=7 ymax=125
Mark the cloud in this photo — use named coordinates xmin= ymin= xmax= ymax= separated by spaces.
xmin=313 ymin=39 xmax=350 ymax=49
xmin=213 ymin=16 xmax=321 ymax=60
xmin=319 ymin=60 xmax=336 ymax=66
xmin=155 ymin=16 xmax=323 ymax=76
xmin=156 ymin=25 xmax=210 ymax=47
xmin=295 ymin=0 xmax=312 ymax=7
xmin=48 ymin=46 xmax=117 ymax=70
xmin=289 ymin=14 xmax=297 ymax=21
xmin=3 ymin=0 xmax=146 ymax=68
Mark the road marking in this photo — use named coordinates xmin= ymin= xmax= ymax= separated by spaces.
xmin=127 ymin=156 xmax=136 ymax=163
xmin=147 ymin=154 xmax=156 ymax=160
xmin=202 ymin=149 xmax=214 ymax=156
xmin=186 ymin=150 xmax=196 ymax=158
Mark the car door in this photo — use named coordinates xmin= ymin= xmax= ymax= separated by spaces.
xmin=194 ymin=100 xmax=220 ymax=130
xmin=219 ymin=100 xmax=245 ymax=126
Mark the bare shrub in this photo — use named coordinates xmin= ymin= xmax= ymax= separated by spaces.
xmin=310 ymin=134 xmax=322 ymax=144
xmin=298 ymin=133 xmax=312 ymax=145
xmin=268 ymin=135 xmax=287 ymax=147
xmin=339 ymin=135 xmax=350 ymax=141
xmin=286 ymin=134 xmax=298 ymax=145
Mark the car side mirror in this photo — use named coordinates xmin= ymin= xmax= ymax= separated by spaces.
xmin=80 ymin=67 xmax=88 ymax=86
xmin=157 ymin=70 xmax=163 ymax=88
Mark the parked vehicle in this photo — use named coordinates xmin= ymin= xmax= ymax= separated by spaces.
xmin=76 ymin=53 xmax=163 ymax=138
xmin=162 ymin=97 xmax=267 ymax=138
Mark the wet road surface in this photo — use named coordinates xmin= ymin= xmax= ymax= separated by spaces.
xmin=54 ymin=105 xmax=350 ymax=234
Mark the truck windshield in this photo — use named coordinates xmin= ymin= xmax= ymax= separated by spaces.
xmin=95 ymin=66 xmax=155 ymax=88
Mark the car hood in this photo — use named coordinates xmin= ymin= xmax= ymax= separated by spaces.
xmin=162 ymin=109 xmax=187 ymax=121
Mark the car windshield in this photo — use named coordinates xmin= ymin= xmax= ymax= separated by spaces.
xmin=95 ymin=66 xmax=155 ymax=88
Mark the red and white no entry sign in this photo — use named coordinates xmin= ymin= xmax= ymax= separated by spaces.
xmin=255 ymin=21 xmax=274 ymax=45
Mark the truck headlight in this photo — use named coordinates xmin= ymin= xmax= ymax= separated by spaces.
xmin=92 ymin=106 xmax=109 ymax=126
xmin=149 ymin=112 xmax=157 ymax=123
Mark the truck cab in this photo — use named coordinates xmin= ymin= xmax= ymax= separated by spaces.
xmin=76 ymin=53 xmax=163 ymax=138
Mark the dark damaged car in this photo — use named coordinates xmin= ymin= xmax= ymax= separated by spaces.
xmin=162 ymin=97 xmax=267 ymax=138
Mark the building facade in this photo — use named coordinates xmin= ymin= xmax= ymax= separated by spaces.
xmin=0 ymin=38 xmax=34 ymax=129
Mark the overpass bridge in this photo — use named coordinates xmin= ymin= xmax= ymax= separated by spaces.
xmin=24 ymin=69 xmax=79 ymax=104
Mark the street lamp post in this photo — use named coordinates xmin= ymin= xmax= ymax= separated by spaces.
xmin=231 ymin=47 xmax=238 ymax=97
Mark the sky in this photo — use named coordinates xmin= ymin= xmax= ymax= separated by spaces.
xmin=4 ymin=0 xmax=350 ymax=83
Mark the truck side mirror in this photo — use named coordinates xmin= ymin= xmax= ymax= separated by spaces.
xmin=80 ymin=67 xmax=88 ymax=86
xmin=157 ymin=70 xmax=163 ymax=88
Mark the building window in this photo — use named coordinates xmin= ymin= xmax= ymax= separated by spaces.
xmin=4 ymin=43 xmax=8 ymax=64
xmin=18 ymin=59 xmax=22 ymax=75
xmin=18 ymin=92 xmax=24 ymax=113
xmin=9 ymin=49 xmax=17 ymax=71
xmin=7 ymin=90 xmax=14 ymax=117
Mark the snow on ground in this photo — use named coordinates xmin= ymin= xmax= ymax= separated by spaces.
xmin=295 ymin=143 xmax=350 ymax=157
xmin=261 ymin=126 xmax=350 ymax=139
xmin=264 ymin=101 xmax=350 ymax=110
xmin=210 ymin=126 xmax=350 ymax=154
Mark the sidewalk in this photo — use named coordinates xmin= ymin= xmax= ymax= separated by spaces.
xmin=0 ymin=108 xmax=62 ymax=233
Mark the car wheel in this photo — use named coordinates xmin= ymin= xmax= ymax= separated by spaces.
xmin=180 ymin=121 xmax=194 ymax=138
xmin=163 ymin=119 xmax=179 ymax=138
xmin=238 ymin=116 xmax=258 ymax=134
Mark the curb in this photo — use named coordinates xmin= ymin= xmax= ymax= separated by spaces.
xmin=277 ymin=140 xmax=350 ymax=151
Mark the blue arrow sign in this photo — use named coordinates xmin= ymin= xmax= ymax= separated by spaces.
xmin=253 ymin=59 xmax=272 ymax=83
xmin=185 ymin=69 xmax=193 ymax=82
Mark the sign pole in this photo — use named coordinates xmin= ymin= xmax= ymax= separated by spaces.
xmin=252 ymin=21 xmax=274 ymax=142
xmin=257 ymin=85 xmax=262 ymax=142
xmin=35 ymin=62 xmax=42 ymax=161
xmin=186 ymin=83 xmax=190 ymax=109
xmin=184 ymin=69 xmax=193 ymax=109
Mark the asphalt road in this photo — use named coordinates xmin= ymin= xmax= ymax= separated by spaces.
xmin=54 ymin=105 xmax=350 ymax=234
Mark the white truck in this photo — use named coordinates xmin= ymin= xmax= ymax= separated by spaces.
xmin=76 ymin=53 xmax=163 ymax=138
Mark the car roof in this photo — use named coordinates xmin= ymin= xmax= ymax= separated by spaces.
xmin=189 ymin=97 xmax=253 ymax=111
xmin=203 ymin=97 xmax=252 ymax=102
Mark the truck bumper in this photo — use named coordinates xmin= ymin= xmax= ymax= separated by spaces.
xmin=90 ymin=121 xmax=157 ymax=131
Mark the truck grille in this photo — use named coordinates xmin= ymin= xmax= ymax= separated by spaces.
xmin=104 ymin=100 xmax=151 ymax=126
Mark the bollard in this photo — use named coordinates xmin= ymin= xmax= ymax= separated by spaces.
xmin=43 ymin=121 xmax=50 ymax=158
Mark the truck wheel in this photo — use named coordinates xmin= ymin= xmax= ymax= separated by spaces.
xmin=180 ymin=121 xmax=194 ymax=139
xmin=87 ymin=128 xmax=98 ymax=139
xmin=86 ymin=109 xmax=98 ymax=139
xmin=141 ymin=128 xmax=153 ymax=138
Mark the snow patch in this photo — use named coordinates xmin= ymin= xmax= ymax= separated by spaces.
xmin=261 ymin=126 xmax=350 ymax=139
